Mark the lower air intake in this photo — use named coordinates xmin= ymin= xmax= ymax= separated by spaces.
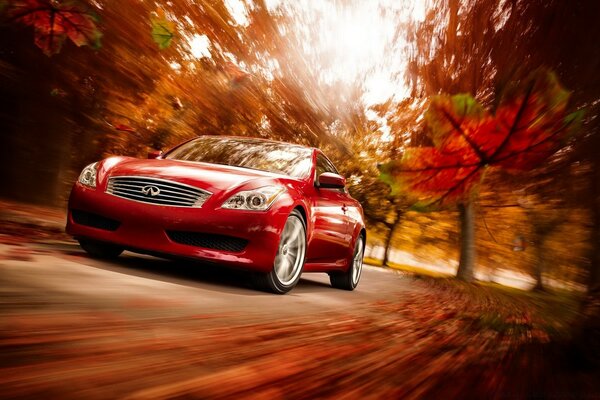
xmin=166 ymin=231 xmax=248 ymax=252
xmin=72 ymin=210 xmax=120 ymax=231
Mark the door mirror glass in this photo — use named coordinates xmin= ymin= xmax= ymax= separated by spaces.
xmin=318 ymin=172 xmax=346 ymax=189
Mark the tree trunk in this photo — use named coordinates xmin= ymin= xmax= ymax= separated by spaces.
xmin=382 ymin=211 xmax=404 ymax=267
xmin=532 ymin=241 xmax=546 ymax=291
xmin=456 ymin=202 xmax=475 ymax=282
xmin=0 ymin=29 xmax=72 ymax=206
xmin=382 ymin=224 xmax=395 ymax=267
xmin=589 ymin=212 xmax=600 ymax=292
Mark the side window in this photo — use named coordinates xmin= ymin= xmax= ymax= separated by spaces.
xmin=315 ymin=154 xmax=344 ymax=192
xmin=316 ymin=154 xmax=337 ymax=177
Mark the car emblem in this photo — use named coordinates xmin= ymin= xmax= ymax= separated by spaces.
xmin=141 ymin=185 xmax=160 ymax=197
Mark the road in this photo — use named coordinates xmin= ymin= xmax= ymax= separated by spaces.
xmin=0 ymin=242 xmax=409 ymax=318
xmin=1 ymin=240 xmax=590 ymax=399
xmin=0 ymin=202 xmax=595 ymax=399
xmin=0 ymin=241 xmax=416 ymax=399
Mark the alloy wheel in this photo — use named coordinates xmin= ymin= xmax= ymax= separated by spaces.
xmin=352 ymin=236 xmax=364 ymax=286
xmin=273 ymin=215 xmax=306 ymax=286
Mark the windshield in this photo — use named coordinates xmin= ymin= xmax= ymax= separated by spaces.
xmin=164 ymin=136 xmax=313 ymax=178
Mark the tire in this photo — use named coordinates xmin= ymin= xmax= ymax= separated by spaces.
xmin=253 ymin=210 xmax=306 ymax=294
xmin=330 ymin=235 xmax=364 ymax=291
xmin=78 ymin=239 xmax=124 ymax=259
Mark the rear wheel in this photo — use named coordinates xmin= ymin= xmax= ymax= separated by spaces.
xmin=78 ymin=239 xmax=123 ymax=259
xmin=330 ymin=235 xmax=364 ymax=291
xmin=253 ymin=210 xmax=306 ymax=294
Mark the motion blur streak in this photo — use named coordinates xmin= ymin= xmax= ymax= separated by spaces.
xmin=2 ymin=0 xmax=600 ymax=398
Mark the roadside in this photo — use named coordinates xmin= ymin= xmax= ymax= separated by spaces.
xmin=0 ymin=198 xmax=70 ymax=244
xmin=0 ymin=198 xmax=597 ymax=399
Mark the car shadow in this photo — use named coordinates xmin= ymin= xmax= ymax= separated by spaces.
xmin=297 ymin=277 xmax=332 ymax=289
xmin=45 ymin=243 xmax=333 ymax=295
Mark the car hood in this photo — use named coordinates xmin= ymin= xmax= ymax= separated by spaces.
xmin=102 ymin=157 xmax=291 ymax=193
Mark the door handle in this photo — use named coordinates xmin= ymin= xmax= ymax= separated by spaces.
xmin=341 ymin=205 xmax=348 ymax=212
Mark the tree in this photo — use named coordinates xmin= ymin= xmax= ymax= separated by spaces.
xmin=485 ymin=0 xmax=600 ymax=363
xmin=0 ymin=0 xmax=362 ymax=204
xmin=406 ymin=0 xmax=600 ymax=362
xmin=404 ymin=0 xmax=515 ymax=281
xmin=380 ymin=70 xmax=579 ymax=281
xmin=330 ymin=96 xmax=426 ymax=267
xmin=348 ymin=174 xmax=408 ymax=266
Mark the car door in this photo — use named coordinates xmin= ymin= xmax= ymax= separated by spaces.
xmin=305 ymin=153 xmax=350 ymax=264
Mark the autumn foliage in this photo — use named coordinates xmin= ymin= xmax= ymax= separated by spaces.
xmin=150 ymin=9 xmax=175 ymax=49
xmin=380 ymin=70 xmax=581 ymax=208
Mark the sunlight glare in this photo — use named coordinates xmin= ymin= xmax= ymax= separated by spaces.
xmin=188 ymin=34 xmax=211 ymax=59
xmin=225 ymin=0 xmax=250 ymax=27
xmin=273 ymin=1 xmax=428 ymax=106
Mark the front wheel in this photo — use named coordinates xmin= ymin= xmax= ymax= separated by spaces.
xmin=330 ymin=235 xmax=364 ymax=291
xmin=253 ymin=210 xmax=306 ymax=294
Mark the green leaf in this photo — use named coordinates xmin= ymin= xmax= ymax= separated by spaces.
xmin=409 ymin=202 xmax=437 ymax=213
xmin=563 ymin=109 xmax=585 ymax=139
xmin=151 ymin=16 xmax=175 ymax=49
xmin=378 ymin=161 xmax=400 ymax=196
xmin=425 ymin=93 xmax=490 ymax=151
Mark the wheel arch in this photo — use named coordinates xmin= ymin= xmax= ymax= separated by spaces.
xmin=293 ymin=204 xmax=308 ymax=226
xmin=342 ymin=224 xmax=366 ymax=272
xmin=353 ymin=224 xmax=366 ymax=248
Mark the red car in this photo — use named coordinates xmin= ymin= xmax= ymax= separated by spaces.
xmin=66 ymin=136 xmax=366 ymax=294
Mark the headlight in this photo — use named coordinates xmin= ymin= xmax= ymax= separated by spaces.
xmin=78 ymin=162 xmax=98 ymax=188
xmin=222 ymin=186 xmax=285 ymax=211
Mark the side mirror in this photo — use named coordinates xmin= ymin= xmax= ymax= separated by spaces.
xmin=318 ymin=172 xmax=346 ymax=189
xmin=148 ymin=150 xmax=163 ymax=159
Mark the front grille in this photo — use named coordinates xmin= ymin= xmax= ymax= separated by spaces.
xmin=166 ymin=230 xmax=248 ymax=252
xmin=72 ymin=210 xmax=120 ymax=231
xmin=106 ymin=176 xmax=210 ymax=207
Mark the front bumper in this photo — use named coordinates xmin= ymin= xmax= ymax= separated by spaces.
xmin=66 ymin=183 xmax=290 ymax=272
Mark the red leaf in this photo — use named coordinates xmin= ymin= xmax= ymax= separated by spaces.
xmin=115 ymin=124 xmax=135 ymax=132
xmin=379 ymin=148 xmax=482 ymax=207
xmin=490 ymin=71 xmax=575 ymax=170
xmin=426 ymin=94 xmax=501 ymax=161
xmin=6 ymin=0 xmax=101 ymax=56
xmin=379 ymin=70 xmax=579 ymax=207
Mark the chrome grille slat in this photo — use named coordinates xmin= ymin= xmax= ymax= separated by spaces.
xmin=113 ymin=182 xmax=200 ymax=197
xmin=106 ymin=176 xmax=211 ymax=208
xmin=109 ymin=190 xmax=193 ymax=205
xmin=112 ymin=190 xmax=196 ymax=203
xmin=111 ymin=185 xmax=199 ymax=201
xmin=110 ymin=178 xmax=202 ymax=196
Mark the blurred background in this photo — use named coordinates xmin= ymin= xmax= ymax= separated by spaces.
xmin=1 ymin=0 xmax=599 ymax=292
xmin=1 ymin=0 xmax=600 ymax=397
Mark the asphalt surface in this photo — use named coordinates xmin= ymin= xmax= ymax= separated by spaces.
xmin=0 ymin=241 xmax=416 ymax=398
xmin=4 ymin=241 xmax=591 ymax=399
xmin=0 ymin=241 xmax=410 ymax=322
